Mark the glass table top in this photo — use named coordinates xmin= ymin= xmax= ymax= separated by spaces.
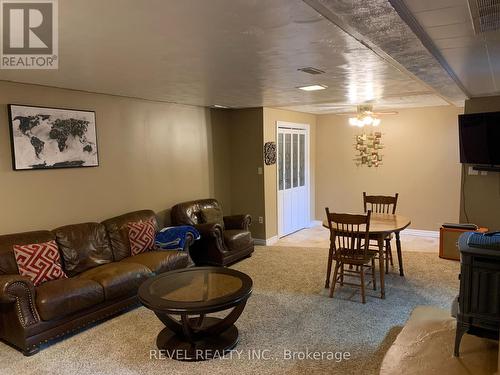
xmin=147 ymin=269 xmax=245 ymax=303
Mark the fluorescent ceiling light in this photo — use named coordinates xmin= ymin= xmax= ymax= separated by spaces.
xmin=212 ymin=104 xmax=229 ymax=108
xmin=297 ymin=84 xmax=327 ymax=91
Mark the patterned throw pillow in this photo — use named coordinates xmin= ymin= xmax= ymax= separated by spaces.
xmin=127 ymin=219 xmax=156 ymax=256
xmin=13 ymin=240 xmax=67 ymax=286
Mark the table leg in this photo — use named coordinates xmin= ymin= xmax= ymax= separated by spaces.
xmin=395 ymin=231 xmax=404 ymax=276
xmin=378 ymin=235 xmax=385 ymax=299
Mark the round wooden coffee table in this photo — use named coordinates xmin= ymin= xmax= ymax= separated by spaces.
xmin=138 ymin=266 xmax=252 ymax=361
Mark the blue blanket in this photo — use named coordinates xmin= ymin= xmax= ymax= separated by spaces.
xmin=155 ymin=226 xmax=200 ymax=251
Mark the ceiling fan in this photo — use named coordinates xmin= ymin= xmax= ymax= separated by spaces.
xmin=335 ymin=104 xmax=398 ymax=127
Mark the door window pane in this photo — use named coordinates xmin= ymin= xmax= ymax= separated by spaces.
xmin=278 ymin=133 xmax=283 ymax=191
xmin=285 ymin=133 xmax=291 ymax=189
xmin=299 ymin=134 xmax=305 ymax=186
xmin=293 ymin=133 xmax=298 ymax=188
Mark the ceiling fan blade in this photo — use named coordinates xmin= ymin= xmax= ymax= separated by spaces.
xmin=334 ymin=112 xmax=359 ymax=116
xmin=333 ymin=109 xmax=399 ymax=116
xmin=372 ymin=111 xmax=398 ymax=115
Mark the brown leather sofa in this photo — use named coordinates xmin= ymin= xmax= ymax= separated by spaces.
xmin=171 ymin=199 xmax=254 ymax=266
xmin=0 ymin=210 xmax=192 ymax=356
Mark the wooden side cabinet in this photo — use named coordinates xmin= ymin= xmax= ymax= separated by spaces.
xmin=439 ymin=226 xmax=488 ymax=261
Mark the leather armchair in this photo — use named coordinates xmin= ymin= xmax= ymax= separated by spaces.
xmin=171 ymin=199 xmax=254 ymax=266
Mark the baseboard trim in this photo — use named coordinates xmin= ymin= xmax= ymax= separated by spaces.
xmin=254 ymin=236 xmax=278 ymax=246
xmin=403 ymin=229 xmax=439 ymax=238
xmin=309 ymin=220 xmax=322 ymax=227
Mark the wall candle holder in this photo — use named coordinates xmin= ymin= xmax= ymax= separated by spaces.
xmin=353 ymin=131 xmax=384 ymax=168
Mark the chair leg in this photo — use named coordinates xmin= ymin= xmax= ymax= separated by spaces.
xmin=329 ymin=261 xmax=340 ymax=298
xmin=360 ymin=265 xmax=366 ymax=304
xmin=371 ymin=258 xmax=376 ymax=290
xmin=325 ymin=247 xmax=334 ymax=288
xmin=384 ymin=240 xmax=390 ymax=274
xmin=387 ymin=239 xmax=394 ymax=267
xmin=340 ymin=263 xmax=344 ymax=286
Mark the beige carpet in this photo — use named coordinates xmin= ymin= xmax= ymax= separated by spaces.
xmin=0 ymin=246 xmax=460 ymax=375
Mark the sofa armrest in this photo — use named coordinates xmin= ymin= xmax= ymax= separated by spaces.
xmin=0 ymin=275 xmax=40 ymax=326
xmin=194 ymin=223 xmax=225 ymax=251
xmin=194 ymin=223 xmax=223 ymax=238
xmin=224 ymin=214 xmax=252 ymax=231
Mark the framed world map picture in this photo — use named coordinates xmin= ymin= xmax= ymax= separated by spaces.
xmin=8 ymin=104 xmax=99 ymax=170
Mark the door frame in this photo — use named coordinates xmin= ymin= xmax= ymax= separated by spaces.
xmin=276 ymin=121 xmax=311 ymax=238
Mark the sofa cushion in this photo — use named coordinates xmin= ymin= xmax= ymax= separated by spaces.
xmin=127 ymin=219 xmax=156 ymax=256
xmin=102 ymin=210 xmax=158 ymax=261
xmin=54 ymin=222 xmax=113 ymax=276
xmin=0 ymin=230 xmax=55 ymax=275
xmin=121 ymin=250 xmax=190 ymax=274
xmin=78 ymin=262 xmax=152 ymax=300
xmin=224 ymin=230 xmax=253 ymax=252
xmin=36 ymin=278 xmax=104 ymax=321
xmin=13 ymin=240 xmax=67 ymax=286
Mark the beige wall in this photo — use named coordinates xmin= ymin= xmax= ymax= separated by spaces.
xmin=0 ymin=81 xmax=212 ymax=234
xmin=263 ymin=108 xmax=317 ymax=239
xmin=209 ymin=108 xmax=266 ymax=239
xmin=460 ymin=96 xmax=500 ymax=230
xmin=316 ymin=106 xmax=463 ymax=231
xmin=209 ymin=109 xmax=232 ymax=214
xmin=227 ymin=108 xmax=266 ymax=239
xmin=211 ymin=107 xmax=316 ymax=240
xmin=0 ymin=80 xmax=466 ymax=237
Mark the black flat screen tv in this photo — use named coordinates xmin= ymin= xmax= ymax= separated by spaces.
xmin=459 ymin=111 xmax=500 ymax=165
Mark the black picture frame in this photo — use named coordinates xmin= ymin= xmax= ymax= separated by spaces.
xmin=8 ymin=104 xmax=99 ymax=171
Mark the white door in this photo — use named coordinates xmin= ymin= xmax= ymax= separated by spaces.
xmin=277 ymin=123 xmax=309 ymax=237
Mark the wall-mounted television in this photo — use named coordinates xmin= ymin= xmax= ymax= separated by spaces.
xmin=459 ymin=111 xmax=500 ymax=165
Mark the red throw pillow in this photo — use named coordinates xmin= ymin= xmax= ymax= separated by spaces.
xmin=127 ymin=219 xmax=156 ymax=256
xmin=13 ymin=240 xmax=67 ymax=286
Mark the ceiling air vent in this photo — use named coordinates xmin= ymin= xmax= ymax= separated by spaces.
xmin=297 ymin=67 xmax=325 ymax=75
xmin=468 ymin=0 xmax=500 ymax=34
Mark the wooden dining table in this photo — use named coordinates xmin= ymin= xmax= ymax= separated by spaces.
xmin=323 ymin=213 xmax=411 ymax=299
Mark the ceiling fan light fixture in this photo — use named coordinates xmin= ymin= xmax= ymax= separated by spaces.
xmin=363 ymin=115 xmax=373 ymax=125
xmin=349 ymin=117 xmax=366 ymax=127
xmin=348 ymin=115 xmax=381 ymax=127
xmin=347 ymin=104 xmax=383 ymax=127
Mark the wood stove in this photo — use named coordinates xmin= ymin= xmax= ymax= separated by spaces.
xmin=455 ymin=232 xmax=500 ymax=356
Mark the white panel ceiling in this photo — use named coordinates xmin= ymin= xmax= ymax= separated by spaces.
xmin=403 ymin=0 xmax=500 ymax=97
xmin=0 ymin=0 xmax=466 ymax=112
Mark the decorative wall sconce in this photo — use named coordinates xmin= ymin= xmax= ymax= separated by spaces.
xmin=264 ymin=142 xmax=276 ymax=165
xmin=354 ymin=131 xmax=384 ymax=167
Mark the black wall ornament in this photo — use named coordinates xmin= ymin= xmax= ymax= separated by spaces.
xmin=264 ymin=142 xmax=276 ymax=165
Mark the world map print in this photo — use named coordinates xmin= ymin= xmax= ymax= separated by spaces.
xmin=9 ymin=105 xmax=98 ymax=170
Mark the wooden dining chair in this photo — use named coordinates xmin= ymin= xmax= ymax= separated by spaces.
xmin=363 ymin=192 xmax=399 ymax=214
xmin=363 ymin=192 xmax=399 ymax=273
xmin=324 ymin=208 xmax=376 ymax=304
